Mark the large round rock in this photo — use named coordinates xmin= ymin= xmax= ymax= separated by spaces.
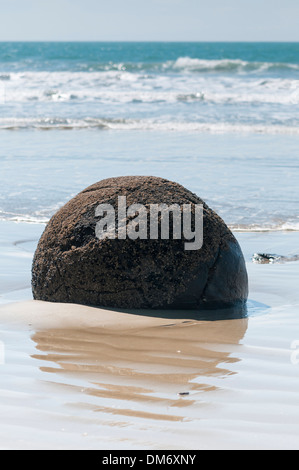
xmin=32 ymin=176 xmax=248 ymax=310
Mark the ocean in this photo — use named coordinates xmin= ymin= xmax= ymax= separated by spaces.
xmin=0 ymin=42 xmax=299 ymax=450
xmin=1 ymin=42 xmax=299 ymax=134
xmin=0 ymin=42 xmax=298 ymax=231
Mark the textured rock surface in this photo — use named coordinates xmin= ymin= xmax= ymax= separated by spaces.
xmin=32 ymin=176 xmax=248 ymax=310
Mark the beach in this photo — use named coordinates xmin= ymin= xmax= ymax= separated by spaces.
xmin=0 ymin=42 xmax=298 ymax=450
xmin=0 ymin=220 xmax=299 ymax=450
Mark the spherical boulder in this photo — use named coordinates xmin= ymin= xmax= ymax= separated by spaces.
xmin=32 ymin=176 xmax=248 ymax=310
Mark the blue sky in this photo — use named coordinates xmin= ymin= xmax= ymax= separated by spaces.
xmin=0 ymin=0 xmax=298 ymax=41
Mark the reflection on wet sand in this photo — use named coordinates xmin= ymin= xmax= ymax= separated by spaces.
xmin=31 ymin=313 xmax=248 ymax=423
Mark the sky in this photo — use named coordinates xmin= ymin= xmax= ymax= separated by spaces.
xmin=0 ymin=0 xmax=298 ymax=42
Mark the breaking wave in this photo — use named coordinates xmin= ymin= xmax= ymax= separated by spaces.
xmin=171 ymin=57 xmax=299 ymax=74
xmin=6 ymin=57 xmax=296 ymax=74
xmin=1 ymin=69 xmax=298 ymax=107
xmin=0 ymin=117 xmax=299 ymax=134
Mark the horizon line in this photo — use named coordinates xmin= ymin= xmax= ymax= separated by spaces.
xmin=0 ymin=39 xmax=298 ymax=43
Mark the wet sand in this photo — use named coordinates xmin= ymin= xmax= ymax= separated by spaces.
xmin=0 ymin=221 xmax=299 ymax=450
